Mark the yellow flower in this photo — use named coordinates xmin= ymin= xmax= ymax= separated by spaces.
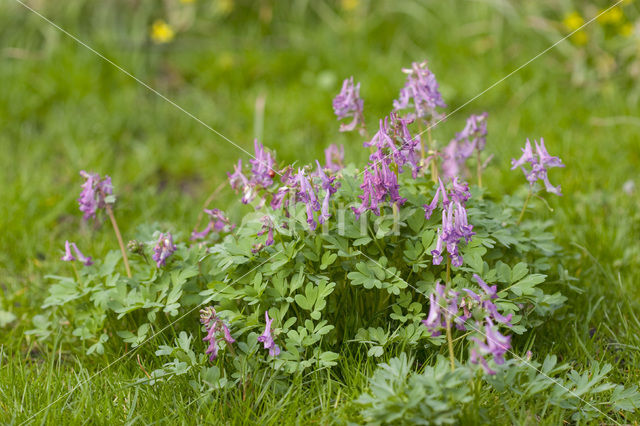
xmin=341 ymin=0 xmax=359 ymax=12
xmin=216 ymin=0 xmax=234 ymax=14
xmin=572 ymin=31 xmax=589 ymax=46
xmin=620 ymin=23 xmax=634 ymax=37
xmin=151 ymin=20 xmax=174 ymax=44
xmin=180 ymin=0 xmax=195 ymax=3
xmin=563 ymin=12 xmax=584 ymax=31
xmin=597 ymin=7 xmax=623 ymax=25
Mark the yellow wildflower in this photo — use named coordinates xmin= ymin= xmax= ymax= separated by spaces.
xmin=341 ymin=0 xmax=359 ymax=12
xmin=572 ymin=31 xmax=589 ymax=46
xmin=597 ymin=7 xmax=623 ymax=25
xmin=563 ymin=12 xmax=584 ymax=31
xmin=216 ymin=0 xmax=234 ymax=14
xmin=620 ymin=23 xmax=634 ymax=37
xmin=151 ymin=20 xmax=175 ymax=44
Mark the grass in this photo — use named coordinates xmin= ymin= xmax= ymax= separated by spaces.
xmin=1 ymin=0 xmax=639 ymax=423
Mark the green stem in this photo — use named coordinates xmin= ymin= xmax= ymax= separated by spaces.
xmin=106 ymin=204 xmax=132 ymax=278
xmin=427 ymin=127 xmax=438 ymax=182
xmin=445 ymin=257 xmax=454 ymax=371
xmin=517 ymin=189 xmax=532 ymax=225
xmin=476 ymin=150 xmax=482 ymax=188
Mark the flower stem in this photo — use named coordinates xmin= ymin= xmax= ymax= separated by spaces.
xmin=71 ymin=262 xmax=80 ymax=283
xmin=427 ymin=127 xmax=438 ymax=183
xmin=106 ymin=204 xmax=132 ymax=278
xmin=476 ymin=150 xmax=482 ymax=188
xmin=445 ymin=316 xmax=455 ymax=372
xmin=445 ymin=257 xmax=455 ymax=371
xmin=517 ymin=189 xmax=532 ymax=225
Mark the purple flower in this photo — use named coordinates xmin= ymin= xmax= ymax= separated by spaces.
xmin=423 ymin=179 xmax=447 ymax=220
xmin=78 ymin=171 xmax=113 ymax=220
xmin=270 ymin=186 xmax=290 ymax=210
xmin=61 ymin=240 xmax=93 ymax=266
xmin=393 ymin=61 xmax=446 ymax=122
xmin=456 ymin=113 xmax=488 ymax=151
xmin=253 ymin=216 xmax=275 ymax=252
xmin=471 ymin=318 xmax=511 ymax=372
xmin=152 ymin=232 xmax=177 ymax=268
xmin=422 ymin=293 xmax=443 ymax=336
xmin=191 ymin=208 xmax=235 ymax=240
xmin=473 ymin=274 xmax=497 ymax=299
xmin=200 ymin=307 xmax=235 ymax=361
xmin=228 ymin=159 xmax=255 ymax=204
xmin=257 ymin=311 xmax=280 ymax=357
xmin=511 ymin=138 xmax=564 ymax=195
xmin=324 ymin=144 xmax=345 ymax=172
xmin=333 ymin=77 xmax=365 ymax=134
xmin=249 ymin=139 xmax=276 ymax=188
xmin=440 ymin=114 xmax=488 ymax=180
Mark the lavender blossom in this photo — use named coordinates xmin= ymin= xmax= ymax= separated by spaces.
xmin=511 ymin=138 xmax=564 ymax=195
xmin=431 ymin=200 xmax=474 ymax=267
xmin=393 ymin=61 xmax=446 ymax=122
xmin=253 ymin=216 xmax=275 ymax=253
xmin=78 ymin=171 xmax=113 ymax=220
xmin=61 ymin=240 xmax=93 ymax=266
xmin=257 ymin=311 xmax=280 ymax=357
xmin=440 ymin=113 xmax=488 ymax=180
xmin=152 ymin=232 xmax=177 ymax=268
xmin=456 ymin=113 xmax=488 ymax=151
xmin=333 ymin=77 xmax=365 ymax=134
xmin=191 ymin=208 xmax=235 ymax=240
xmin=470 ymin=318 xmax=511 ymax=374
xmin=200 ymin=307 xmax=235 ymax=361
xmin=249 ymin=139 xmax=276 ymax=188
xmin=351 ymin=157 xmax=406 ymax=219
xmin=227 ymin=159 xmax=255 ymax=204
xmin=324 ymin=144 xmax=345 ymax=172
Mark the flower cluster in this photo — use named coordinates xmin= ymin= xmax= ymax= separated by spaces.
xmin=257 ymin=311 xmax=280 ymax=357
xmin=191 ymin=208 xmax=235 ymax=240
xmin=424 ymin=178 xmax=474 ymax=267
xmin=227 ymin=141 xmax=339 ymax=231
xmin=78 ymin=170 xmax=114 ymax=220
xmin=422 ymin=275 xmax=512 ymax=374
xmin=441 ymin=113 xmax=488 ymax=180
xmin=61 ymin=240 xmax=93 ymax=266
xmin=324 ymin=144 xmax=345 ymax=172
xmin=511 ymin=138 xmax=564 ymax=195
xmin=152 ymin=232 xmax=177 ymax=268
xmin=200 ymin=307 xmax=235 ymax=361
xmin=228 ymin=140 xmax=277 ymax=205
xmin=393 ymin=61 xmax=446 ymax=122
xmin=352 ymin=114 xmax=423 ymax=218
xmin=252 ymin=215 xmax=275 ymax=253
xmin=332 ymin=77 xmax=365 ymax=134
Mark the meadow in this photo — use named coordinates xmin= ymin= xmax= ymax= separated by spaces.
xmin=1 ymin=0 xmax=640 ymax=424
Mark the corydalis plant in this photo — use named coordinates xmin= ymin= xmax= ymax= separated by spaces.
xmin=333 ymin=76 xmax=365 ymax=134
xmin=423 ymin=178 xmax=474 ymax=267
xmin=191 ymin=208 xmax=235 ymax=240
xmin=511 ymin=138 xmax=565 ymax=224
xmin=393 ymin=61 xmax=446 ymax=123
xmin=77 ymin=170 xmax=113 ymax=221
xmin=152 ymin=232 xmax=177 ymax=268
xmin=442 ymin=113 xmax=489 ymax=186
xmin=61 ymin=240 xmax=93 ymax=266
xmin=78 ymin=171 xmax=131 ymax=277
xmin=257 ymin=311 xmax=280 ymax=357
xmin=200 ymin=307 xmax=235 ymax=361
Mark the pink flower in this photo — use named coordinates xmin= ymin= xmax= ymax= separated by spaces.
xmin=257 ymin=311 xmax=280 ymax=357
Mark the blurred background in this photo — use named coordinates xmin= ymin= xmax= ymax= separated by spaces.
xmin=1 ymin=0 xmax=639 ymax=330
